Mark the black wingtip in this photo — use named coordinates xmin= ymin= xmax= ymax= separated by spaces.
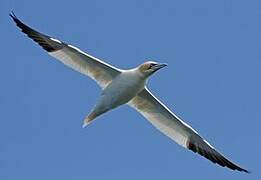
xmin=242 ymin=168 xmax=251 ymax=174
xmin=187 ymin=140 xmax=250 ymax=173
xmin=9 ymin=11 xmax=16 ymax=19
xmin=9 ymin=11 xmax=20 ymax=25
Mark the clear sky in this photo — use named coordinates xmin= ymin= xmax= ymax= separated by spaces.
xmin=0 ymin=0 xmax=260 ymax=179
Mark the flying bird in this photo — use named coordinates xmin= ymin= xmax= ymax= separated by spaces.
xmin=10 ymin=12 xmax=249 ymax=173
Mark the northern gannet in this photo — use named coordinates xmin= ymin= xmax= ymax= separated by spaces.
xmin=10 ymin=12 xmax=249 ymax=173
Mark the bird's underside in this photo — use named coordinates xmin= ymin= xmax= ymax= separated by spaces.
xmin=10 ymin=12 xmax=249 ymax=173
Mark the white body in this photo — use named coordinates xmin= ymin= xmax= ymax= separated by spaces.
xmin=92 ymin=69 xmax=146 ymax=117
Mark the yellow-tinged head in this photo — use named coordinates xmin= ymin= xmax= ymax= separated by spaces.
xmin=138 ymin=61 xmax=167 ymax=77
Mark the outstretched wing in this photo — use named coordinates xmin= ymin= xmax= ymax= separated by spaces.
xmin=128 ymin=88 xmax=249 ymax=173
xmin=10 ymin=12 xmax=121 ymax=88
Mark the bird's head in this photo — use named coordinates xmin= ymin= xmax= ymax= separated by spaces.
xmin=138 ymin=61 xmax=167 ymax=78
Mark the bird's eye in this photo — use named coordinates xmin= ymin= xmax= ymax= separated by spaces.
xmin=149 ymin=63 xmax=157 ymax=69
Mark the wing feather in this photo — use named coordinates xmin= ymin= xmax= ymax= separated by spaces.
xmin=128 ymin=88 xmax=249 ymax=173
xmin=10 ymin=12 xmax=121 ymax=88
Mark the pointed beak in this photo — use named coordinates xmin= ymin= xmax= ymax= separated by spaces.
xmin=155 ymin=63 xmax=168 ymax=69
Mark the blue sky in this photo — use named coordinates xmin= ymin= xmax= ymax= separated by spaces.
xmin=0 ymin=0 xmax=260 ymax=179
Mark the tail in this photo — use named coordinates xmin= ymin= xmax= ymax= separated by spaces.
xmin=82 ymin=112 xmax=97 ymax=128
